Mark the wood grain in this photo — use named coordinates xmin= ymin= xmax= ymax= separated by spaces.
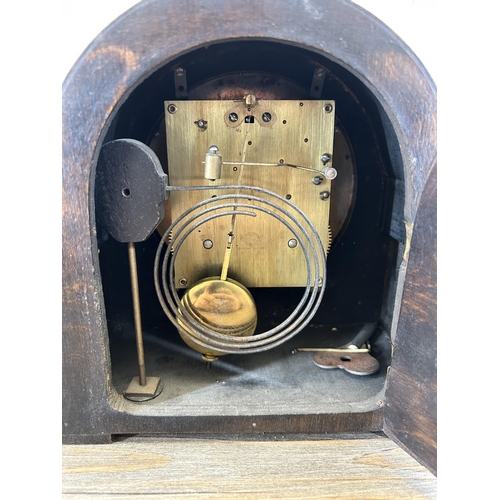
xmin=384 ymin=165 xmax=437 ymax=474
xmin=62 ymin=435 xmax=437 ymax=499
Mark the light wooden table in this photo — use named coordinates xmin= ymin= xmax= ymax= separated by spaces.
xmin=62 ymin=434 xmax=436 ymax=498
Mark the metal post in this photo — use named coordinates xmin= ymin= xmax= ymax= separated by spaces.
xmin=123 ymin=242 xmax=162 ymax=401
xmin=128 ymin=242 xmax=147 ymax=386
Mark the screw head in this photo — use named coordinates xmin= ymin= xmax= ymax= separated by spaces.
xmin=288 ymin=239 xmax=298 ymax=249
xmin=196 ymin=119 xmax=207 ymax=128
xmin=262 ymin=112 xmax=272 ymax=122
xmin=312 ymin=176 xmax=323 ymax=185
xmin=175 ymin=67 xmax=185 ymax=77
xmin=320 ymin=191 xmax=330 ymax=200
xmin=167 ymin=104 xmax=177 ymax=114
xmin=324 ymin=104 xmax=333 ymax=113
xmin=315 ymin=68 xmax=326 ymax=78
xmin=229 ymin=112 xmax=238 ymax=122
xmin=321 ymin=153 xmax=331 ymax=165
xmin=208 ymin=145 xmax=219 ymax=154
xmin=203 ymin=239 xmax=213 ymax=250
xmin=178 ymin=278 xmax=188 ymax=286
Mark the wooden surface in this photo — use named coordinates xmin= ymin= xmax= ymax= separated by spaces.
xmin=62 ymin=435 xmax=437 ymax=498
xmin=384 ymin=165 xmax=437 ymax=474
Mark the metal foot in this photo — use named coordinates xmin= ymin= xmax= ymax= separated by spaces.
xmin=123 ymin=376 xmax=163 ymax=402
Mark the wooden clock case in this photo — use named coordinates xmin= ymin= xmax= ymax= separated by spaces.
xmin=62 ymin=0 xmax=436 ymax=474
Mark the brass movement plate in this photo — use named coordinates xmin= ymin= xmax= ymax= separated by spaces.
xmin=164 ymin=99 xmax=335 ymax=288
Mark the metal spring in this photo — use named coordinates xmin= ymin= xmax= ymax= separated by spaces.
xmin=154 ymin=184 xmax=327 ymax=354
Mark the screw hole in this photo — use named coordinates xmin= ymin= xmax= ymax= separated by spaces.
xmin=299 ymin=102 xmax=304 ymax=106
xmin=248 ymin=141 xmax=252 ymax=145
xmin=340 ymin=356 xmax=351 ymax=362
xmin=178 ymin=85 xmax=185 ymax=92
xmin=122 ymin=188 xmax=130 ymax=197
xmin=314 ymin=85 xmax=319 ymax=91
xmin=279 ymin=159 xmax=284 ymax=164
xmin=282 ymin=120 xmax=287 ymax=124
xmin=286 ymin=194 xmax=292 ymax=200
xmin=304 ymin=138 xmax=308 ymax=143
xmin=233 ymin=167 xmax=238 ymax=171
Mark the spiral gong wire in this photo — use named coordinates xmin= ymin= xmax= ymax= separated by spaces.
xmin=154 ymin=184 xmax=327 ymax=359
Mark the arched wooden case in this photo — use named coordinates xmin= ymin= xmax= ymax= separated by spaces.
xmin=62 ymin=0 xmax=436 ymax=475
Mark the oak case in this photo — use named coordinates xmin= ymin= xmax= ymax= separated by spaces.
xmin=62 ymin=0 xmax=436 ymax=475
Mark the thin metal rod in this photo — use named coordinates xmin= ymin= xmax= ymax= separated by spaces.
xmin=348 ymin=322 xmax=377 ymax=349
xmin=293 ymin=348 xmax=370 ymax=353
xmin=220 ymin=231 xmax=234 ymax=281
xmin=202 ymin=160 xmax=324 ymax=175
xmin=220 ymin=121 xmax=251 ymax=281
xmin=128 ymin=241 xmax=147 ymax=386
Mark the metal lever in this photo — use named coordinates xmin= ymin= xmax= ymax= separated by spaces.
xmin=347 ymin=322 xmax=377 ymax=349
xmin=95 ymin=139 xmax=166 ymax=401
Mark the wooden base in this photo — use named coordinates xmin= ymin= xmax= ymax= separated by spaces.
xmin=62 ymin=434 xmax=437 ymax=498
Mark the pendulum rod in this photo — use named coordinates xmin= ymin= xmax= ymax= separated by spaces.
xmin=220 ymin=118 xmax=252 ymax=281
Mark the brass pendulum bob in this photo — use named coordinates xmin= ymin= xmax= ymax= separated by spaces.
xmin=177 ymin=277 xmax=257 ymax=366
